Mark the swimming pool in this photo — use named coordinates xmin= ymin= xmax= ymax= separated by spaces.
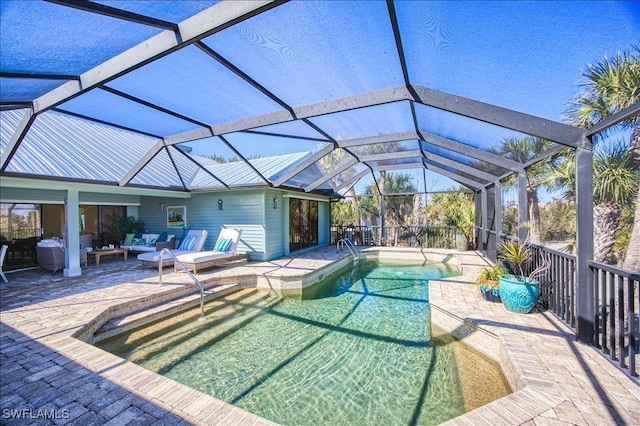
xmin=97 ymin=259 xmax=511 ymax=425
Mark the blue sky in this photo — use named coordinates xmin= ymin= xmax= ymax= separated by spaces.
xmin=180 ymin=1 xmax=640 ymax=198
xmin=0 ymin=1 xmax=636 ymax=204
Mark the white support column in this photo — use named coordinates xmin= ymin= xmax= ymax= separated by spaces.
xmin=64 ymin=189 xmax=82 ymax=277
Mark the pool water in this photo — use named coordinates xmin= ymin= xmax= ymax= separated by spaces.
xmin=97 ymin=259 xmax=511 ymax=425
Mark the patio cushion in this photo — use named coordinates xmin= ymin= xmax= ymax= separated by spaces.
xmin=132 ymin=237 xmax=146 ymax=246
xmin=177 ymin=227 xmax=191 ymax=248
xmin=123 ymin=233 xmax=134 ymax=246
xmin=214 ymin=237 xmax=231 ymax=252
xmin=144 ymin=234 xmax=160 ymax=245
xmin=179 ymin=236 xmax=197 ymax=251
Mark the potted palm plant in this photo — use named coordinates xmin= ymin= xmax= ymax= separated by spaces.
xmin=474 ymin=263 xmax=506 ymax=302
xmin=498 ymin=239 xmax=549 ymax=313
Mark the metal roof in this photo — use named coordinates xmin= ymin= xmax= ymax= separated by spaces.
xmin=1 ymin=1 xmax=639 ymax=196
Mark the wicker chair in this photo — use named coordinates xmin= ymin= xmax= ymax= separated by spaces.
xmin=37 ymin=246 xmax=66 ymax=275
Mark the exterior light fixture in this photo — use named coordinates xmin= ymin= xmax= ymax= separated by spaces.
xmin=218 ymin=199 xmax=223 ymax=211
xmin=160 ymin=203 xmax=165 ymax=212
xmin=273 ymin=197 xmax=278 ymax=209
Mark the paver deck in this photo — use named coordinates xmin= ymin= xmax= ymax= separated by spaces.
xmin=1 ymin=247 xmax=638 ymax=425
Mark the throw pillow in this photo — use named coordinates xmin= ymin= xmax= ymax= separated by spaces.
xmin=157 ymin=231 xmax=168 ymax=243
xmin=132 ymin=237 xmax=145 ymax=246
xmin=186 ymin=236 xmax=198 ymax=251
xmin=147 ymin=238 xmax=157 ymax=247
xmin=179 ymin=236 xmax=196 ymax=251
xmin=123 ymin=233 xmax=134 ymax=246
xmin=214 ymin=237 xmax=229 ymax=252
xmin=134 ymin=231 xmax=143 ymax=239
xmin=221 ymin=238 xmax=234 ymax=252
xmin=177 ymin=228 xmax=191 ymax=248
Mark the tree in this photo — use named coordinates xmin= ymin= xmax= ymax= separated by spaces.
xmin=357 ymin=172 xmax=417 ymax=226
xmin=491 ymin=136 xmax=554 ymax=244
xmin=539 ymin=199 xmax=576 ymax=244
xmin=425 ymin=189 xmax=475 ymax=243
xmin=544 ymin=143 xmax=639 ymax=264
xmin=564 ymin=44 xmax=640 ymax=270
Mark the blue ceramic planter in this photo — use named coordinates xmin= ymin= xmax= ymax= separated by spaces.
xmin=498 ymin=274 xmax=539 ymax=314
xmin=479 ymin=285 xmax=501 ymax=302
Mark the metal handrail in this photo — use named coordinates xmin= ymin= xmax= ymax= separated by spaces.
xmin=337 ymin=238 xmax=358 ymax=262
xmin=158 ymin=248 xmax=206 ymax=321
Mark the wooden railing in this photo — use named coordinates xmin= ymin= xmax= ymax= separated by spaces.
xmin=590 ymin=261 xmax=639 ymax=377
xmin=493 ymin=233 xmax=638 ymax=378
xmin=330 ymin=225 xmax=468 ymax=249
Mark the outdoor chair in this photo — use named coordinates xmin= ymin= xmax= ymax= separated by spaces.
xmin=0 ymin=244 xmax=8 ymax=282
xmin=137 ymin=229 xmax=208 ymax=268
xmin=37 ymin=246 xmax=66 ymax=275
xmin=175 ymin=228 xmax=247 ymax=274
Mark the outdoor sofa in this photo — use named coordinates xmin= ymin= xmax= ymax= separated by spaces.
xmin=121 ymin=232 xmax=176 ymax=254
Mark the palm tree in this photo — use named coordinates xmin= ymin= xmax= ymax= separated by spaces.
xmin=492 ymin=135 xmax=553 ymax=244
xmin=564 ymin=44 xmax=640 ymax=270
xmin=625 ymin=128 xmax=640 ymax=270
xmin=545 ymin=143 xmax=639 ymax=264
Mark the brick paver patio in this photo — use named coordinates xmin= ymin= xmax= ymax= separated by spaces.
xmin=0 ymin=247 xmax=638 ymax=425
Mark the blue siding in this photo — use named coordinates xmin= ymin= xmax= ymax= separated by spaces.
xmin=138 ymin=190 xmax=331 ymax=261
xmin=140 ymin=191 xmax=267 ymax=260
xmin=265 ymin=191 xmax=284 ymax=260
xmin=318 ymin=201 xmax=330 ymax=245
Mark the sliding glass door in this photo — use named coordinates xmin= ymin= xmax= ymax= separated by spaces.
xmin=289 ymin=198 xmax=318 ymax=253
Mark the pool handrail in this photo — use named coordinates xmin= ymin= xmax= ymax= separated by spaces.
xmin=336 ymin=238 xmax=358 ymax=262
xmin=158 ymin=248 xmax=206 ymax=321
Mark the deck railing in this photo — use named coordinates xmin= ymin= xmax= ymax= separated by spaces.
xmin=494 ymin=234 xmax=638 ymax=377
xmin=0 ymin=228 xmax=43 ymax=240
xmin=330 ymin=225 xmax=465 ymax=249
xmin=590 ymin=261 xmax=639 ymax=377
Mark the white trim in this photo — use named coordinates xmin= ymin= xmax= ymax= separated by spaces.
xmin=0 ymin=200 xmax=140 ymax=206
xmin=0 ymin=176 xmax=191 ymax=198
xmin=283 ymin=193 xmax=330 ymax=203
xmin=0 ymin=200 xmax=64 ymax=205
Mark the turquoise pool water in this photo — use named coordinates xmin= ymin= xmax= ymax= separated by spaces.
xmin=98 ymin=259 xmax=510 ymax=425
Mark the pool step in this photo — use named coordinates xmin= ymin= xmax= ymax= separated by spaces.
xmin=93 ymin=284 xmax=255 ymax=342
xmin=96 ymin=289 xmax=283 ymax=370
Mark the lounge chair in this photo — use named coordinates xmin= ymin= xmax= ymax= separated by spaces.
xmin=137 ymin=229 xmax=208 ymax=268
xmin=175 ymin=227 xmax=248 ymax=274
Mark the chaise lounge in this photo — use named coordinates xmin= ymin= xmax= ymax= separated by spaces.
xmin=137 ymin=229 xmax=208 ymax=268
xmin=175 ymin=227 xmax=248 ymax=274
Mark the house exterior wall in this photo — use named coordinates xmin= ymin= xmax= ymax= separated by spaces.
xmin=1 ymin=178 xmax=331 ymax=263
xmin=318 ymin=201 xmax=330 ymax=245
xmin=139 ymin=189 xmax=331 ymax=261
xmin=265 ymin=190 xmax=285 ymax=260
xmin=140 ymin=190 xmax=268 ymax=261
